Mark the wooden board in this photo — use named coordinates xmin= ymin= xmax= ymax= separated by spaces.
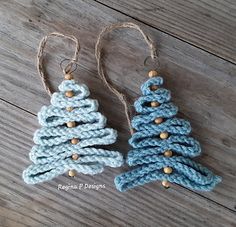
xmin=0 ymin=0 xmax=236 ymax=226
xmin=0 ymin=100 xmax=236 ymax=226
xmin=96 ymin=0 xmax=236 ymax=63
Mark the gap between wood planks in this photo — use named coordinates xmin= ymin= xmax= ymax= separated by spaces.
xmin=94 ymin=0 xmax=236 ymax=66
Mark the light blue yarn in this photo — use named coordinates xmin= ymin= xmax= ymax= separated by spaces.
xmin=115 ymin=76 xmax=221 ymax=192
xmin=23 ymin=80 xmax=124 ymax=184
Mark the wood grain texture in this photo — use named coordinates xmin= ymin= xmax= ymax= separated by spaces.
xmin=0 ymin=0 xmax=236 ymax=226
xmin=0 ymin=100 xmax=236 ymax=227
xmin=96 ymin=0 xmax=236 ymax=63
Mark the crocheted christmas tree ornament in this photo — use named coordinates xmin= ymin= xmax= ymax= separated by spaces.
xmin=23 ymin=79 xmax=123 ymax=184
xmin=114 ymin=76 xmax=221 ymax=192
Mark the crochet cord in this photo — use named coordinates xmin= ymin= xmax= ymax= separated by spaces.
xmin=114 ymin=76 xmax=221 ymax=191
xmin=36 ymin=32 xmax=80 ymax=96
xmin=95 ymin=22 xmax=158 ymax=135
xmin=23 ymin=79 xmax=124 ymax=184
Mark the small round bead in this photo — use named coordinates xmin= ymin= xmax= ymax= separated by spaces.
xmin=154 ymin=117 xmax=163 ymax=124
xmin=150 ymin=85 xmax=158 ymax=91
xmin=72 ymin=153 xmax=79 ymax=160
xmin=151 ymin=101 xmax=160 ymax=107
xmin=67 ymin=121 xmax=76 ymax=128
xmin=64 ymin=73 xmax=73 ymax=80
xmin=162 ymin=180 xmax=170 ymax=188
xmin=68 ymin=169 xmax=76 ymax=177
xmin=148 ymin=70 xmax=158 ymax=78
xmin=65 ymin=91 xmax=74 ymax=98
xmin=66 ymin=107 xmax=73 ymax=112
xmin=164 ymin=150 xmax=173 ymax=157
xmin=163 ymin=167 xmax=173 ymax=174
xmin=160 ymin=132 xmax=169 ymax=139
xmin=71 ymin=138 xmax=79 ymax=144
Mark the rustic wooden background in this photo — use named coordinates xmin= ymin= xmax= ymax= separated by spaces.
xmin=0 ymin=0 xmax=236 ymax=226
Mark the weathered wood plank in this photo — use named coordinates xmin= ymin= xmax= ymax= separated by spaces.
xmin=96 ymin=0 xmax=236 ymax=63
xmin=0 ymin=0 xmax=236 ymax=215
xmin=0 ymin=100 xmax=236 ymax=226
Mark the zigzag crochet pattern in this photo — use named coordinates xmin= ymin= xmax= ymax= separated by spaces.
xmin=23 ymin=79 xmax=123 ymax=184
xmin=114 ymin=76 xmax=221 ymax=192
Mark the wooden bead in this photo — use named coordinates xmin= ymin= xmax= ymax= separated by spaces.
xmin=151 ymin=101 xmax=160 ymax=107
xmin=150 ymin=85 xmax=158 ymax=91
xmin=163 ymin=167 xmax=173 ymax=174
xmin=65 ymin=90 xmax=74 ymax=98
xmin=71 ymin=138 xmax=79 ymax=144
xmin=162 ymin=180 xmax=170 ymax=188
xmin=131 ymin=128 xmax=136 ymax=134
xmin=64 ymin=73 xmax=73 ymax=80
xmin=154 ymin=117 xmax=163 ymax=124
xmin=67 ymin=121 xmax=76 ymax=128
xmin=164 ymin=150 xmax=173 ymax=157
xmin=160 ymin=132 xmax=169 ymax=139
xmin=66 ymin=107 xmax=73 ymax=112
xmin=72 ymin=153 xmax=79 ymax=160
xmin=148 ymin=70 xmax=158 ymax=78
xmin=68 ymin=169 xmax=76 ymax=177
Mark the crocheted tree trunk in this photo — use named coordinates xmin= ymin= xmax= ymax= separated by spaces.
xmin=23 ymin=80 xmax=123 ymax=184
xmin=115 ymin=76 xmax=221 ymax=192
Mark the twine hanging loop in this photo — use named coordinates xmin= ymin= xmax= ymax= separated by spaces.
xmin=36 ymin=32 xmax=80 ymax=96
xmin=95 ymin=22 xmax=157 ymax=135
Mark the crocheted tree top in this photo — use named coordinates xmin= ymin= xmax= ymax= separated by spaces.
xmin=114 ymin=76 xmax=221 ymax=192
xmin=23 ymin=80 xmax=123 ymax=184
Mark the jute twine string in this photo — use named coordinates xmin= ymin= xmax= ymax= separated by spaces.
xmin=37 ymin=32 xmax=80 ymax=96
xmin=95 ymin=22 xmax=158 ymax=135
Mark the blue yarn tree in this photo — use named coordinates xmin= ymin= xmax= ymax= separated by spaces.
xmin=23 ymin=77 xmax=123 ymax=184
xmin=115 ymin=72 xmax=221 ymax=192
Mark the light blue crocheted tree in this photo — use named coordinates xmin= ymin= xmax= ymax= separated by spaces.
xmin=23 ymin=79 xmax=123 ymax=184
xmin=114 ymin=76 xmax=221 ymax=192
